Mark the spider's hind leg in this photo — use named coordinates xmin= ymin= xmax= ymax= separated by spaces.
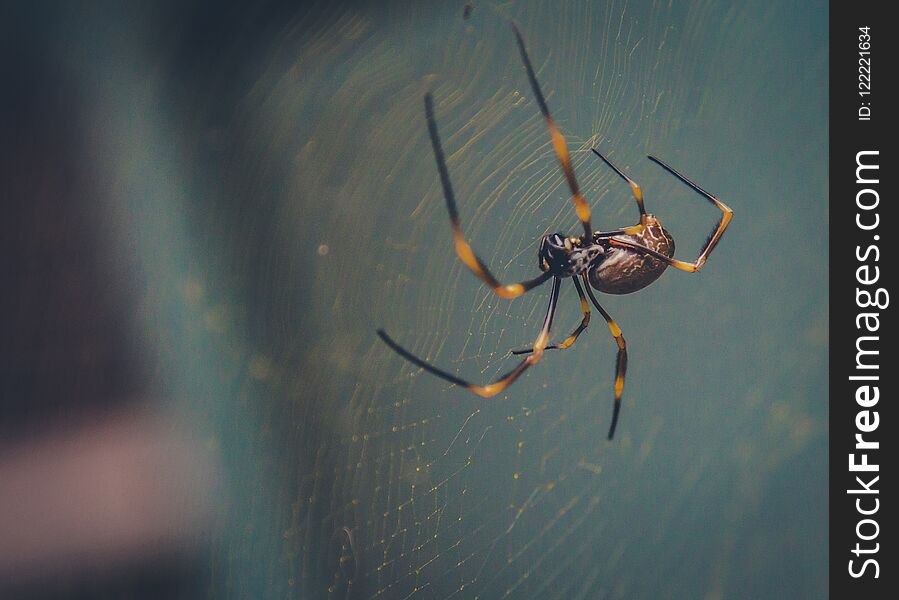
xmin=608 ymin=156 xmax=734 ymax=273
xmin=591 ymin=148 xmax=646 ymax=218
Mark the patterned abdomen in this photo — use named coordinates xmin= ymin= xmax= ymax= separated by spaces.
xmin=588 ymin=225 xmax=675 ymax=295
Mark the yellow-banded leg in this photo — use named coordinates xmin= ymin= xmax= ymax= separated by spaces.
xmin=378 ymin=277 xmax=561 ymax=398
xmin=425 ymin=93 xmax=553 ymax=299
xmin=607 ymin=155 xmax=733 ymax=273
xmin=591 ymin=148 xmax=648 ymax=236
xmin=582 ymin=276 xmax=628 ymax=440
xmin=512 ymin=23 xmax=592 ymax=238
xmin=511 ymin=277 xmax=591 ymax=355
xmin=591 ymin=149 xmax=646 ymax=217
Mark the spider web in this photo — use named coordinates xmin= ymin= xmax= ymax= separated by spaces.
xmin=276 ymin=4 xmax=698 ymax=597
xmin=103 ymin=0 xmax=828 ymax=598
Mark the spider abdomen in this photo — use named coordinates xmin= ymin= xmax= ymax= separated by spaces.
xmin=589 ymin=223 xmax=675 ymax=295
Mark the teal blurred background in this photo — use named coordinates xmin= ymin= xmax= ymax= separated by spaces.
xmin=4 ymin=0 xmax=827 ymax=598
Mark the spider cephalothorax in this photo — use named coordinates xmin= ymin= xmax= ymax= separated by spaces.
xmin=538 ymin=233 xmax=605 ymax=277
xmin=378 ymin=23 xmax=733 ymax=440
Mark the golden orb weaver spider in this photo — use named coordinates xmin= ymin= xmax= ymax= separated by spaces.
xmin=378 ymin=23 xmax=733 ymax=440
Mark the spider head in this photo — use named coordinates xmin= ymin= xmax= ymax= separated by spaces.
xmin=538 ymin=233 xmax=601 ymax=276
xmin=538 ymin=233 xmax=568 ymax=273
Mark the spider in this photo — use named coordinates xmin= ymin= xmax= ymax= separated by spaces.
xmin=378 ymin=23 xmax=733 ymax=440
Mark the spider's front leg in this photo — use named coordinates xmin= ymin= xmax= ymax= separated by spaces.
xmin=425 ymin=94 xmax=552 ymax=299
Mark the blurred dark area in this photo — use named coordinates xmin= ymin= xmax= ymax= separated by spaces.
xmin=0 ymin=2 xmax=336 ymax=597
xmin=1 ymin=12 xmax=142 ymax=438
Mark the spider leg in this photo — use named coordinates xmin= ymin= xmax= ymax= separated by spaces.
xmin=582 ymin=276 xmax=628 ymax=440
xmin=512 ymin=23 xmax=592 ymax=238
xmin=643 ymin=154 xmax=733 ymax=271
xmin=604 ymin=156 xmax=733 ymax=272
xmin=590 ymin=149 xmax=650 ymax=237
xmin=511 ymin=277 xmax=590 ymax=355
xmin=378 ymin=277 xmax=561 ymax=398
xmin=591 ymin=148 xmax=646 ymax=218
xmin=425 ymin=93 xmax=553 ymax=299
